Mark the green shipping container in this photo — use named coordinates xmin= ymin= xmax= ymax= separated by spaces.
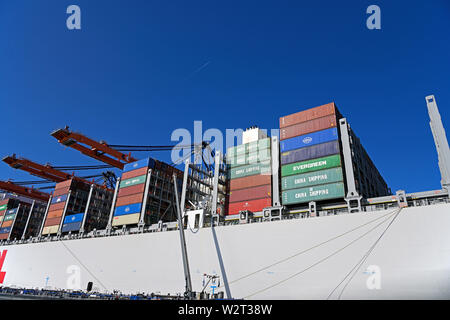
xmin=281 ymin=154 xmax=342 ymax=177
xmin=120 ymin=174 xmax=147 ymax=189
xmin=282 ymin=167 xmax=344 ymax=190
xmin=227 ymin=148 xmax=272 ymax=168
xmin=227 ymin=137 xmax=271 ymax=157
xmin=282 ymin=182 xmax=345 ymax=205
xmin=0 ymin=204 xmax=7 ymax=211
xmin=4 ymin=214 xmax=15 ymax=222
xmin=229 ymin=160 xmax=271 ymax=179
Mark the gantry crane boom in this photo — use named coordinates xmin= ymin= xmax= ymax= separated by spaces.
xmin=3 ymin=155 xmax=74 ymax=183
xmin=0 ymin=180 xmax=50 ymax=202
xmin=51 ymin=127 xmax=137 ymax=169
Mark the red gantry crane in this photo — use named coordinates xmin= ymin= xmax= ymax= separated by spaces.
xmin=51 ymin=127 xmax=137 ymax=169
xmin=2 ymin=154 xmax=103 ymax=187
xmin=0 ymin=180 xmax=50 ymax=202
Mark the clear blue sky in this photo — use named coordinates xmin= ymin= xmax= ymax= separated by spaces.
xmin=0 ymin=0 xmax=449 ymax=193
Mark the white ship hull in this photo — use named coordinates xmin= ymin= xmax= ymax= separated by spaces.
xmin=1 ymin=203 xmax=450 ymax=299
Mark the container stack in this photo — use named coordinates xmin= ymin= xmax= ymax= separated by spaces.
xmin=0 ymin=197 xmax=33 ymax=240
xmin=42 ymin=179 xmax=85 ymax=235
xmin=279 ymin=103 xmax=346 ymax=206
xmin=226 ymin=136 xmax=273 ymax=215
xmin=112 ymin=157 xmax=184 ymax=227
xmin=42 ymin=179 xmax=113 ymax=235
xmin=0 ymin=198 xmax=12 ymax=240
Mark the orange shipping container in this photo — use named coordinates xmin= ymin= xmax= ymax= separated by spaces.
xmin=44 ymin=217 xmax=62 ymax=227
xmin=229 ymin=174 xmax=272 ymax=191
xmin=54 ymin=179 xmax=73 ymax=190
xmin=280 ymin=114 xmax=338 ymax=141
xmin=115 ymin=193 xmax=144 ymax=207
xmin=53 ymin=186 xmax=71 ymax=197
xmin=48 ymin=202 xmax=66 ymax=211
xmin=1 ymin=220 xmax=13 ymax=228
xmin=0 ymin=234 xmax=8 ymax=240
xmin=227 ymin=198 xmax=272 ymax=215
xmin=121 ymin=167 xmax=148 ymax=181
xmin=229 ymin=184 xmax=271 ymax=203
xmin=279 ymin=102 xmax=336 ymax=128
xmin=47 ymin=209 xmax=64 ymax=219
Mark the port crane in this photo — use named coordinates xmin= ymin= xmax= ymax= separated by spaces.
xmin=51 ymin=127 xmax=137 ymax=169
xmin=2 ymin=154 xmax=111 ymax=189
xmin=0 ymin=180 xmax=50 ymax=202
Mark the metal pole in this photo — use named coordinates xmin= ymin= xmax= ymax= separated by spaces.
xmin=271 ymin=136 xmax=281 ymax=206
xmin=106 ymin=178 xmax=120 ymax=233
xmin=80 ymin=184 xmax=94 ymax=234
xmin=7 ymin=204 xmax=20 ymax=241
xmin=173 ymin=174 xmax=193 ymax=299
xmin=180 ymin=159 xmax=190 ymax=216
xmin=38 ymin=195 xmax=53 ymax=238
xmin=139 ymin=169 xmax=152 ymax=228
xmin=57 ymin=190 xmax=72 ymax=236
xmin=211 ymin=152 xmax=221 ymax=219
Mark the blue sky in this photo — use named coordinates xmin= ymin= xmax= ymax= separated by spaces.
xmin=0 ymin=0 xmax=449 ymax=193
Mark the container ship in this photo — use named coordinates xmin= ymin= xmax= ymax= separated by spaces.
xmin=0 ymin=95 xmax=449 ymax=300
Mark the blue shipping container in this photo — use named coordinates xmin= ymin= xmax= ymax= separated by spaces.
xmin=62 ymin=221 xmax=82 ymax=233
xmin=0 ymin=227 xmax=11 ymax=234
xmin=281 ymin=140 xmax=340 ymax=165
xmin=280 ymin=127 xmax=338 ymax=153
xmin=52 ymin=194 xmax=68 ymax=204
xmin=123 ymin=158 xmax=156 ymax=173
xmin=63 ymin=213 xmax=84 ymax=224
xmin=114 ymin=202 xmax=142 ymax=216
xmin=6 ymin=208 xmax=18 ymax=215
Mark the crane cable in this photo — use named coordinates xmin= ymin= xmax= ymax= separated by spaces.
xmin=229 ymin=208 xmax=398 ymax=285
xmin=327 ymin=207 xmax=402 ymax=300
xmin=243 ymin=208 xmax=400 ymax=299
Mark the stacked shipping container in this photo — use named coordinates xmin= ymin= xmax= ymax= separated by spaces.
xmin=279 ymin=103 xmax=346 ymax=206
xmin=112 ymin=158 xmax=184 ymax=227
xmin=41 ymin=179 xmax=113 ymax=235
xmin=0 ymin=199 xmax=11 ymax=239
xmin=226 ymin=137 xmax=272 ymax=215
xmin=0 ymin=197 xmax=34 ymax=240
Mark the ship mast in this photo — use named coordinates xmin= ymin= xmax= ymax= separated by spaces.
xmin=426 ymin=95 xmax=450 ymax=192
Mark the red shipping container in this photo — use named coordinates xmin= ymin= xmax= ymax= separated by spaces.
xmin=53 ymin=186 xmax=71 ymax=197
xmin=0 ymin=199 xmax=9 ymax=205
xmin=118 ymin=183 xmax=146 ymax=197
xmin=229 ymin=174 xmax=272 ymax=191
xmin=44 ymin=216 xmax=62 ymax=227
xmin=279 ymin=102 xmax=337 ymax=128
xmin=227 ymin=198 xmax=272 ymax=215
xmin=115 ymin=193 xmax=144 ymax=207
xmin=121 ymin=167 xmax=148 ymax=181
xmin=54 ymin=179 xmax=73 ymax=190
xmin=0 ymin=234 xmax=8 ymax=240
xmin=47 ymin=209 xmax=64 ymax=219
xmin=280 ymin=114 xmax=337 ymax=141
xmin=229 ymin=184 xmax=271 ymax=203
xmin=48 ymin=202 xmax=66 ymax=211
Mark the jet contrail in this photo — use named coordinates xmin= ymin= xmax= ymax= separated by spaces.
xmin=185 ymin=61 xmax=211 ymax=80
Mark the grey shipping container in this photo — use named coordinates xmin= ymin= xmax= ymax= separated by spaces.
xmin=281 ymin=140 xmax=340 ymax=165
